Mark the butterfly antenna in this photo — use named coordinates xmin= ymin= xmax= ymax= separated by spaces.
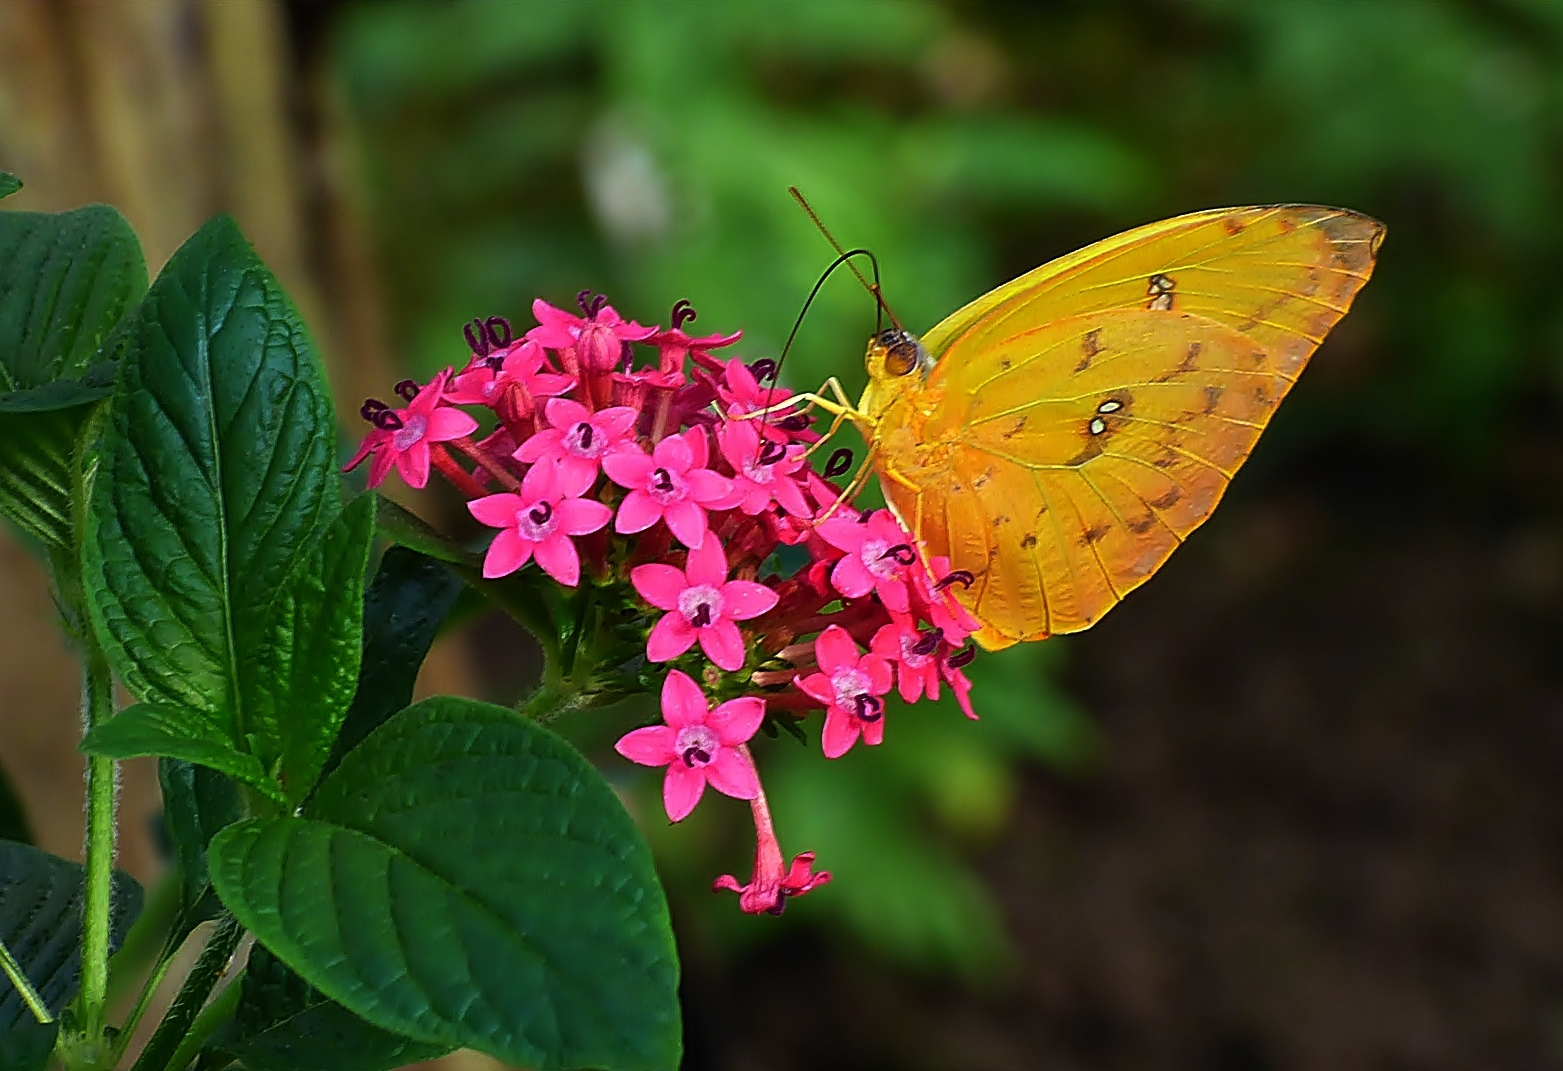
xmin=763 ymin=246 xmax=883 ymax=432
xmin=789 ymin=186 xmax=903 ymax=332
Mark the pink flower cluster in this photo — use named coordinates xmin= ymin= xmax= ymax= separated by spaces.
xmin=347 ymin=293 xmax=982 ymax=915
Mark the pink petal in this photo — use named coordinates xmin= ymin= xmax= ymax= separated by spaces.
xmin=631 ymin=564 xmax=689 ymax=611
xmin=530 ymin=373 xmax=576 ymax=397
xmin=796 ymin=671 xmax=835 ymax=707
xmin=652 ymin=432 xmax=693 ymax=473
xmin=682 ymin=427 xmax=710 ymax=468
xmin=772 ymin=477 xmax=811 ymax=518
xmin=426 ymin=406 xmax=479 ymax=442
xmin=513 ymin=428 xmax=563 ymax=463
xmin=861 ymin=715 xmax=885 ymax=747
xmin=646 ymin=612 xmax=697 ymax=662
xmin=396 ymin=441 xmax=431 ymax=489
xmin=521 ymin=456 xmax=560 ymax=501
xmin=597 ymin=407 xmax=640 ymax=439
xmin=877 ymin=576 xmax=911 ymax=615
xmin=367 ymin=448 xmax=395 ymax=490
xmin=704 ymin=748 xmax=760 ymax=800
xmin=821 ymin=707 xmax=861 ymax=759
xmin=864 ymin=655 xmax=893 ymax=694
xmin=698 ymin=620 xmax=746 ymax=672
xmin=660 ymin=670 xmax=708 ymax=729
xmin=719 ymin=580 xmax=778 ymax=621
xmin=614 ymin=725 xmax=678 ymax=767
xmin=468 ymin=493 xmax=523 ymax=529
xmin=830 ymin=555 xmax=874 ymax=599
xmin=544 ymin=397 xmax=591 ymax=430
xmin=615 ymin=489 xmax=662 ymax=534
xmin=685 ymin=468 xmax=734 ymax=505
xmin=814 ymin=625 xmax=861 ymax=674
xmin=482 ymin=529 xmax=532 ymax=579
xmin=533 ymin=534 xmax=581 ymax=586
xmin=684 ymin=539 xmax=728 ymax=588
xmin=663 ymin=763 xmax=706 ymax=822
xmin=555 ymin=497 xmax=612 ymax=536
xmin=663 ymin=499 xmax=709 ymax=549
xmin=708 ymin=696 xmax=765 ymax=746
xmin=817 ymin=515 xmax=867 ymax=553
xmin=557 ymin=457 xmax=599 ymax=498
xmin=603 ymin=448 xmax=654 ymax=489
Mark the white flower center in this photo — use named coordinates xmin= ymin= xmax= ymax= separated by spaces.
xmin=648 ymin=466 xmax=686 ymax=504
xmin=565 ymin=421 xmax=605 ymax=459
xmin=515 ymin=501 xmax=558 ymax=542
xmin=677 ymin=584 xmax=723 ymax=628
xmin=392 ymin=414 xmax=428 ymax=451
xmin=674 ymin=725 xmax=719 ymax=768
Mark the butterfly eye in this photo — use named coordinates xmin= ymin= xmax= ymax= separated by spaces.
xmin=884 ymin=340 xmax=921 ymax=377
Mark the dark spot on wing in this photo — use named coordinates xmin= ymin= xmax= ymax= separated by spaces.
xmin=1082 ymin=523 xmax=1113 ymax=545
xmin=1146 ymin=273 xmax=1176 ymax=312
xmin=1127 ymin=513 xmax=1158 ymax=534
xmin=1020 ymin=533 xmax=1038 ymax=549
xmin=1223 ymin=217 xmax=1246 ymax=236
xmin=1181 ymin=341 xmax=1202 ymax=371
xmin=1000 ymin=357 xmax=1012 ymax=371
xmin=1149 ymin=487 xmax=1182 ymax=510
xmin=992 ymin=514 xmax=1011 ymax=528
xmin=1202 ymin=385 xmax=1224 ymax=415
xmin=1076 ymin=328 xmax=1102 ymax=373
xmin=1002 ymin=416 xmax=1027 ymax=440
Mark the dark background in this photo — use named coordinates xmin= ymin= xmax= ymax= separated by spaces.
xmin=4 ymin=2 xmax=1563 ymax=1068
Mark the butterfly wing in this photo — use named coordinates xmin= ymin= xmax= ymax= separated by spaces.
xmin=882 ymin=205 xmax=1383 ymax=649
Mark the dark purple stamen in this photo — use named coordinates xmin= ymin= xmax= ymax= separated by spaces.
xmin=682 ymin=745 xmax=711 ymax=768
xmin=576 ymin=290 xmax=608 ymax=319
xmin=528 ymin=502 xmax=553 ymax=525
xmin=651 ymin=467 xmax=675 ymax=494
xmin=620 ymin=340 xmax=635 ymax=370
xmin=360 ymin=398 xmax=388 ymax=423
xmin=758 ymin=440 xmax=787 ymax=465
xmin=464 ymin=319 xmax=491 ymax=358
xmin=576 ymin=423 xmax=594 ymax=450
xmin=779 ymin=414 xmax=812 ymax=432
xmin=853 ymin=694 xmax=884 ymax=722
xmin=690 ymin=603 xmax=712 ymax=628
xmin=485 ymin=316 xmax=512 ymax=348
xmin=748 ymin=358 xmax=777 ymax=382
xmin=373 ymin=410 xmax=404 ymax=432
xmin=823 ymin=448 xmax=854 ymax=479
xmin=394 ymin=379 xmax=420 ymax=402
xmin=880 ymin=543 xmax=916 ymax=566
xmin=934 ymin=570 xmax=975 ymax=592
xmin=946 ymin=643 xmax=976 ymax=669
xmin=910 ymin=628 xmax=943 ymax=657
xmin=671 ymin=299 xmax=698 ymax=330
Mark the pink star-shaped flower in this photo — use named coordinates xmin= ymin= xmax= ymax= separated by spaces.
xmin=797 ymin=625 xmax=894 ymax=758
xmin=870 ymin=617 xmax=944 ymax=705
xmin=648 ymin=323 xmax=742 ymax=377
xmin=526 ymin=295 xmax=655 ymax=371
xmin=715 ymin=418 xmax=812 ymax=518
xmin=344 ymin=369 xmax=478 ymax=489
xmin=603 ymin=428 xmax=735 ymax=549
xmin=615 ymin=670 xmax=764 ymax=822
xmin=714 ymin=782 xmax=830 ymax=915
xmin=909 ymin=555 xmax=983 ymax=648
xmin=445 ymin=338 xmax=575 ymax=410
xmin=513 ymin=397 xmax=640 ymax=490
xmin=467 ymin=458 xmax=612 ymax=586
xmin=817 ymin=509 xmax=917 ymax=613
xmin=630 ymin=539 xmax=778 ymax=671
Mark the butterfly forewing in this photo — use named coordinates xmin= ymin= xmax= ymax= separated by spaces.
xmin=879 ymin=205 xmax=1383 ymax=649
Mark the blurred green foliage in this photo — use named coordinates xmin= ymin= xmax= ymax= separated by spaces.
xmin=329 ymin=0 xmax=1563 ymax=974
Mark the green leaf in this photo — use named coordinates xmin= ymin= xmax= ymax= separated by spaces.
xmin=242 ymin=494 xmax=375 ymax=803
xmin=211 ymin=945 xmax=448 ymax=1071
xmin=82 ymin=214 xmax=339 ymax=739
xmin=0 ymin=174 xmax=19 ymax=200
xmin=0 ymin=205 xmax=145 ymax=550
xmin=209 ymin=697 xmax=681 ymax=1071
xmin=0 ymin=840 xmax=142 ymax=1071
xmin=373 ymin=495 xmax=480 ymax=568
xmin=317 ymin=545 xmax=463 ymax=784
xmin=159 ymin=758 xmax=242 ymax=920
xmin=0 ymin=765 xmax=30 ymax=846
xmin=80 ymin=703 xmax=284 ymax=804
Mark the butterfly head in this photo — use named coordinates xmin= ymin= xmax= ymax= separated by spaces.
xmin=866 ymin=328 xmax=932 ymax=383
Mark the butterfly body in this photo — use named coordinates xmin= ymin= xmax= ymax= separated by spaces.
xmin=846 ymin=205 xmax=1385 ymax=651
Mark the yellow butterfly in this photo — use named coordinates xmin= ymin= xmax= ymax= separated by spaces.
xmin=787 ymin=204 xmax=1384 ymax=651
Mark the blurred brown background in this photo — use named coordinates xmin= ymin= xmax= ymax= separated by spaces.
xmin=6 ymin=1 xmax=1563 ymax=1069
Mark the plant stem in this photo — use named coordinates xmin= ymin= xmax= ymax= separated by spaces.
xmin=157 ymin=965 xmax=242 ymax=1071
xmin=77 ymin=636 xmax=116 ymax=1041
xmin=0 ymin=932 xmax=52 ymax=1024
xmin=129 ymin=914 xmax=243 ymax=1071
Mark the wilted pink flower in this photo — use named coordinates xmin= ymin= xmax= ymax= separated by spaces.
xmin=648 ymin=301 xmax=741 ymax=376
xmin=615 ymin=670 xmax=764 ymax=821
xmin=797 ymin=625 xmax=894 ymax=758
xmin=467 ymin=459 xmax=611 ymax=585
xmin=631 ymin=539 xmax=778 ymax=671
xmin=345 ymin=370 xmax=478 ymax=489
xmin=603 ymin=428 xmax=734 ymax=549
xmin=716 ymin=419 xmax=812 ymax=518
xmin=714 ymin=781 xmax=830 ymax=915
xmin=818 ymin=509 xmax=917 ymax=613
xmin=514 ymin=397 xmax=639 ymax=489
xmin=527 ymin=294 xmax=655 ymax=371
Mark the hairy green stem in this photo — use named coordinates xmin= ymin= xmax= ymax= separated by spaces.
xmin=0 ymin=932 xmax=52 ymax=1024
xmin=78 ymin=637 xmax=116 ymax=1041
xmin=129 ymin=914 xmax=243 ymax=1071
